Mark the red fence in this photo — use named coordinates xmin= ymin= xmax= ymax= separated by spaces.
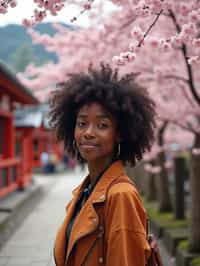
xmin=0 ymin=158 xmax=21 ymax=197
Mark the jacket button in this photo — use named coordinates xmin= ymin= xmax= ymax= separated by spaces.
xmin=99 ymin=225 xmax=104 ymax=232
xmin=98 ymin=232 xmax=103 ymax=238
xmin=99 ymin=195 xmax=105 ymax=200
xmin=91 ymin=218 xmax=97 ymax=224
xmin=99 ymin=257 xmax=103 ymax=263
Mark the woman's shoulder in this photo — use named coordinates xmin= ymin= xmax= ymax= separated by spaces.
xmin=108 ymin=175 xmax=140 ymax=196
xmin=107 ymin=175 xmax=145 ymax=207
xmin=105 ymin=175 xmax=147 ymax=232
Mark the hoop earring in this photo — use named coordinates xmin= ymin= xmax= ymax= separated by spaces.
xmin=117 ymin=143 xmax=121 ymax=157
xmin=73 ymin=140 xmax=78 ymax=158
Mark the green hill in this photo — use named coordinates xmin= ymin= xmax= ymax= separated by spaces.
xmin=0 ymin=23 xmax=74 ymax=73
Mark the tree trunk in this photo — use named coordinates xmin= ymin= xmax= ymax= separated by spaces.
xmin=146 ymin=160 xmax=157 ymax=201
xmin=146 ymin=173 xmax=157 ymax=201
xmin=126 ymin=162 xmax=146 ymax=193
xmin=189 ymin=134 xmax=200 ymax=252
xmin=157 ymin=151 xmax=172 ymax=212
xmin=156 ymin=122 xmax=172 ymax=212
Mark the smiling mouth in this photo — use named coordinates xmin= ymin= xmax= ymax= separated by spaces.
xmin=79 ymin=144 xmax=99 ymax=150
xmin=80 ymin=144 xmax=98 ymax=148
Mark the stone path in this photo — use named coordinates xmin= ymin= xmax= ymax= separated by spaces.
xmin=159 ymin=239 xmax=176 ymax=266
xmin=0 ymin=167 xmax=85 ymax=266
xmin=0 ymin=166 xmax=174 ymax=266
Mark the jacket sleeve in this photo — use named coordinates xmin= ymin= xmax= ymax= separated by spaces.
xmin=104 ymin=183 xmax=150 ymax=266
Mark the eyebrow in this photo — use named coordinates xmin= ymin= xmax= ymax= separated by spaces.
xmin=77 ymin=114 xmax=111 ymax=119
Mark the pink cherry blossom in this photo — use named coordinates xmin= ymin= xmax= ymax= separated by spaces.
xmin=192 ymin=39 xmax=200 ymax=48
xmin=164 ymin=161 xmax=173 ymax=170
xmin=188 ymin=56 xmax=200 ymax=65
xmin=170 ymin=35 xmax=182 ymax=48
xmin=131 ymin=26 xmax=144 ymax=42
xmin=144 ymin=163 xmax=153 ymax=173
xmin=147 ymin=37 xmax=160 ymax=48
xmin=192 ymin=148 xmax=200 ymax=156
xmin=189 ymin=10 xmax=199 ymax=23
xmin=22 ymin=18 xmax=34 ymax=27
xmin=151 ymin=166 xmax=162 ymax=174
xmin=120 ymin=51 xmax=136 ymax=62
xmin=0 ymin=7 xmax=7 ymax=13
xmin=10 ymin=0 xmax=17 ymax=8
xmin=112 ymin=56 xmax=126 ymax=66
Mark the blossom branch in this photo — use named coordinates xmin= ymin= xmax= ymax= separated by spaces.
xmin=0 ymin=0 xmax=17 ymax=13
xmin=113 ymin=9 xmax=164 ymax=65
xmin=169 ymin=10 xmax=200 ymax=106
xmin=158 ymin=121 xmax=168 ymax=146
xmin=161 ymin=74 xmax=189 ymax=84
xmin=158 ymin=116 xmax=199 ymax=135
xmin=138 ymin=9 xmax=163 ymax=47
xmin=70 ymin=0 xmax=94 ymax=23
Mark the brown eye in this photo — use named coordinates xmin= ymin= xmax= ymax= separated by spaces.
xmin=98 ymin=123 xmax=108 ymax=129
xmin=76 ymin=121 xmax=86 ymax=128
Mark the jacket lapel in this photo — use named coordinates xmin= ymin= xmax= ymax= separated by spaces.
xmin=65 ymin=160 xmax=126 ymax=264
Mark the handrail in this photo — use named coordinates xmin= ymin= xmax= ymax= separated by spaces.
xmin=0 ymin=158 xmax=20 ymax=168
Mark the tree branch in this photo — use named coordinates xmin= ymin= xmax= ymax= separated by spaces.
xmin=120 ymin=8 xmax=163 ymax=40
xmin=138 ymin=9 xmax=163 ymax=47
xmin=161 ymin=74 xmax=196 ymax=106
xmin=158 ymin=116 xmax=199 ymax=135
xmin=162 ymin=74 xmax=189 ymax=84
xmin=169 ymin=10 xmax=200 ymax=106
xmin=158 ymin=120 xmax=168 ymax=146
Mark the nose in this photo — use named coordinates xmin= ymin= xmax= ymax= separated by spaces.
xmin=84 ymin=124 xmax=95 ymax=138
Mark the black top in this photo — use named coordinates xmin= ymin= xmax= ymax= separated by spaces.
xmin=64 ymin=160 xmax=115 ymax=257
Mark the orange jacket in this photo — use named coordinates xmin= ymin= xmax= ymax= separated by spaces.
xmin=54 ymin=160 xmax=150 ymax=266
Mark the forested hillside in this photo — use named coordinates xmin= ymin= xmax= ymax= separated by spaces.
xmin=0 ymin=23 xmax=73 ymax=73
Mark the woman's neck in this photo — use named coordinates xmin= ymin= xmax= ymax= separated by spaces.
xmin=87 ymin=157 xmax=115 ymax=182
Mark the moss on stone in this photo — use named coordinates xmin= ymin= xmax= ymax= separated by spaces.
xmin=178 ymin=240 xmax=189 ymax=250
xmin=166 ymin=227 xmax=188 ymax=238
xmin=145 ymin=204 xmax=188 ymax=229
xmin=190 ymin=258 xmax=200 ymax=266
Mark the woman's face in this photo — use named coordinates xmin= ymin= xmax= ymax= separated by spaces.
xmin=74 ymin=102 xmax=119 ymax=163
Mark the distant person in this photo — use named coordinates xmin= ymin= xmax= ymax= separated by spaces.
xmin=49 ymin=63 xmax=156 ymax=266
xmin=40 ymin=151 xmax=49 ymax=173
xmin=62 ymin=153 xmax=69 ymax=169
xmin=68 ymin=158 xmax=77 ymax=170
xmin=48 ymin=152 xmax=57 ymax=173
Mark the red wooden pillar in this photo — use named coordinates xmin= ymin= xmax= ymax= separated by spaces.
xmin=0 ymin=62 xmax=39 ymax=198
xmin=0 ymin=110 xmax=20 ymax=197
xmin=33 ymin=131 xmax=42 ymax=168
xmin=2 ymin=115 xmax=14 ymax=158
xmin=17 ymin=128 xmax=33 ymax=188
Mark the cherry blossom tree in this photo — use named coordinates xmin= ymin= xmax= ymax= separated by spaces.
xmin=2 ymin=0 xmax=200 ymax=252
xmin=0 ymin=0 xmax=17 ymax=14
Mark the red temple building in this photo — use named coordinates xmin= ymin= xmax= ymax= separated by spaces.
xmin=15 ymin=104 xmax=63 ymax=171
xmin=0 ymin=62 xmax=38 ymax=198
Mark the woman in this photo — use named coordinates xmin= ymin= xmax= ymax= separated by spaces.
xmin=50 ymin=63 xmax=156 ymax=266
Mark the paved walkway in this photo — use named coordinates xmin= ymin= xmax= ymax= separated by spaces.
xmin=0 ymin=167 xmax=86 ymax=266
xmin=0 ymin=166 xmax=174 ymax=266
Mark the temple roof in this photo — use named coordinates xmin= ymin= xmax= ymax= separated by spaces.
xmin=14 ymin=104 xmax=50 ymax=128
xmin=0 ymin=61 xmax=39 ymax=105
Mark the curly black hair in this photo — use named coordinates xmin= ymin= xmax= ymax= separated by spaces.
xmin=49 ymin=63 xmax=157 ymax=166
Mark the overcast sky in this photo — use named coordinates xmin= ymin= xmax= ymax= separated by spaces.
xmin=0 ymin=0 xmax=117 ymax=27
xmin=0 ymin=0 xmax=91 ymax=27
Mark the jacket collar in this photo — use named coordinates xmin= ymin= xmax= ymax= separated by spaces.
xmin=72 ymin=160 xmax=125 ymax=203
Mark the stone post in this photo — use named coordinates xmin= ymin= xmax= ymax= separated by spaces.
xmin=174 ymin=156 xmax=185 ymax=219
